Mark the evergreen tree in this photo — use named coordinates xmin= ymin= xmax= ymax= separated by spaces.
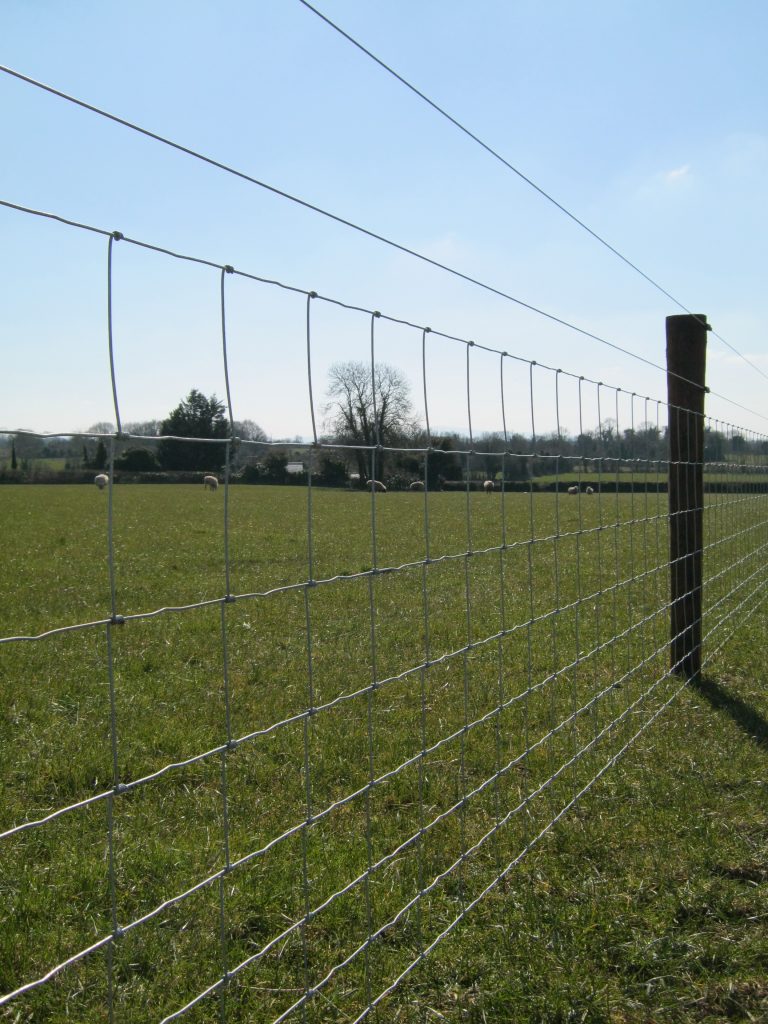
xmin=94 ymin=440 xmax=108 ymax=470
xmin=158 ymin=390 xmax=229 ymax=471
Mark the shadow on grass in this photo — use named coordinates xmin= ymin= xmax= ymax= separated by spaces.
xmin=691 ymin=675 xmax=768 ymax=752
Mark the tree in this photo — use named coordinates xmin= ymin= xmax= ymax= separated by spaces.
xmin=158 ymin=390 xmax=229 ymax=471
xmin=704 ymin=427 xmax=726 ymax=463
xmin=317 ymin=455 xmax=347 ymax=487
xmin=324 ymin=361 xmax=416 ymax=480
xmin=11 ymin=442 xmax=17 ymax=470
xmin=115 ymin=448 xmax=160 ymax=472
xmin=86 ymin=421 xmax=116 ymax=436
xmin=478 ymin=432 xmax=508 ymax=481
xmin=731 ymin=434 xmax=746 ymax=454
xmin=13 ymin=431 xmax=44 ymax=461
xmin=231 ymin=419 xmax=268 ymax=470
xmin=232 ymin=419 xmax=267 ymax=442
xmin=262 ymin=452 xmax=287 ymax=483
xmin=93 ymin=439 xmax=108 ymax=470
xmin=425 ymin=435 xmax=463 ymax=488
xmin=123 ymin=420 xmax=162 ymax=437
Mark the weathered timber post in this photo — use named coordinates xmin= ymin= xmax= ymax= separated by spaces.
xmin=667 ymin=313 xmax=709 ymax=679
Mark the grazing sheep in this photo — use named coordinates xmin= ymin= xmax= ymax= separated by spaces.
xmin=483 ymin=479 xmax=495 ymax=493
xmin=567 ymin=485 xmax=579 ymax=495
xmin=203 ymin=475 xmax=219 ymax=491
xmin=94 ymin=474 xmax=109 ymax=490
xmin=366 ymin=479 xmax=387 ymax=493
xmin=409 ymin=480 xmax=425 ymax=491
xmin=585 ymin=486 xmax=595 ymax=495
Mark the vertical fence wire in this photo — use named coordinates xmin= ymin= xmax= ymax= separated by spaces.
xmin=306 ymin=292 xmax=319 ymax=445
xmin=550 ymin=371 xmax=563 ymax=795
xmin=220 ymin=267 xmax=236 ymax=439
xmin=364 ymin=312 xmax=380 ymax=1018
xmin=524 ymin=362 xmax=537 ymax=838
xmin=217 ymin=440 xmax=234 ymax=1022
xmin=106 ymin=232 xmax=123 ymax=436
xmin=610 ymin=388 xmax=622 ymax=730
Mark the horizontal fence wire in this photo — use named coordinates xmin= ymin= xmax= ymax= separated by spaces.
xmin=2 ymin=196 xmax=767 ymax=425
xmin=1 ymin=202 xmax=767 ymax=1022
xmin=297 ymin=0 xmax=768 ymax=389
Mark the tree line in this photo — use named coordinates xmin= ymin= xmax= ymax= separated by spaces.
xmin=2 ymin=365 xmax=766 ymax=485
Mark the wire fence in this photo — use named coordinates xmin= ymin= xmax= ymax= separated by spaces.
xmin=1 ymin=205 xmax=767 ymax=1022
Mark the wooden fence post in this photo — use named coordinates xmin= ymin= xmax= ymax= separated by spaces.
xmin=667 ymin=313 xmax=709 ymax=679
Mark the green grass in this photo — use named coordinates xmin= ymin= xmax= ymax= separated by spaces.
xmin=530 ymin=469 xmax=768 ymax=487
xmin=0 ymin=484 xmax=766 ymax=1022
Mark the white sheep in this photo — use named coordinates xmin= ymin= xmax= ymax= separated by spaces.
xmin=483 ymin=479 xmax=495 ymax=493
xmin=94 ymin=474 xmax=109 ymax=490
xmin=409 ymin=480 xmax=425 ymax=491
xmin=366 ymin=479 xmax=387 ymax=492
xmin=585 ymin=486 xmax=595 ymax=495
xmin=567 ymin=485 xmax=579 ymax=495
xmin=203 ymin=475 xmax=219 ymax=491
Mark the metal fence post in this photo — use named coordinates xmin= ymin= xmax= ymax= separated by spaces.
xmin=667 ymin=313 xmax=709 ymax=679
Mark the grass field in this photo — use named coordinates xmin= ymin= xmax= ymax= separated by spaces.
xmin=1 ymin=484 xmax=766 ymax=1023
xmin=528 ymin=469 xmax=768 ymax=488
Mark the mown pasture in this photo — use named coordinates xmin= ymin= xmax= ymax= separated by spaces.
xmin=1 ymin=484 xmax=766 ymax=1022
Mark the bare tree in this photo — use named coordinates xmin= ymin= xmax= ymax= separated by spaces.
xmin=324 ymin=361 xmax=416 ymax=480
xmin=123 ymin=420 xmax=162 ymax=437
xmin=232 ymin=419 xmax=267 ymax=442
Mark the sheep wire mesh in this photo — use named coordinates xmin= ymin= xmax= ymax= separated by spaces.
xmin=1 ymin=205 xmax=767 ymax=1022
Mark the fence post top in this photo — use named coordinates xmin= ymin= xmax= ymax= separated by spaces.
xmin=665 ymin=313 xmax=710 ymax=330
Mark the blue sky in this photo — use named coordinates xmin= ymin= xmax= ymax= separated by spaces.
xmin=1 ymin=0 xmax=766 ymax=441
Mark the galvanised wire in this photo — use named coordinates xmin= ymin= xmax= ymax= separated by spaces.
xmin=220 ymin=266 xmax=237 ymax=439
xmin=296 ymin=0 xmax=768 ymax=388
xmin=306 ymin=293 xmax=319 ymax=445
xmin=702 ymin=571 xmax=768 ymax=668
xmin=0 ymin=533 xmax=746 ymax=848
xmin=200 ymin=618 xmax=698 ymax=1024
xmin=0 ymin=65 xmax=722 ymax=396
xmin=1 ymin=202 xmax=767 ymax=1022
xmin=347 ymin=668 xmax=695 ymax=1024
xmin=106 ymin=233 xmax=124 ymax=436
xmin=1 ymin=576 xmax=762 ymax=1014
xmin=3 ymin=197 xmax=766 ymax=425
xmin=217 ymin=440 xmax=235 ymax=1024
xmin=1 ymin=627 xmax=703 ymax=1015
xmin=299 ymin=454 xmax=319 ymax=1018
xmin=0 ymin=558 xmax=689 ymax=996
xmin=261 ymin=653 xmax=697 ymax=1024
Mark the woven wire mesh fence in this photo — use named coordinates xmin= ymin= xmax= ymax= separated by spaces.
xmin=1 ymin=211 xmax=767 ymax=1023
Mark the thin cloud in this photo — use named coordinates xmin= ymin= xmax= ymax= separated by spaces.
xmin=664 ymin=164 xmax=691 ymax=183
